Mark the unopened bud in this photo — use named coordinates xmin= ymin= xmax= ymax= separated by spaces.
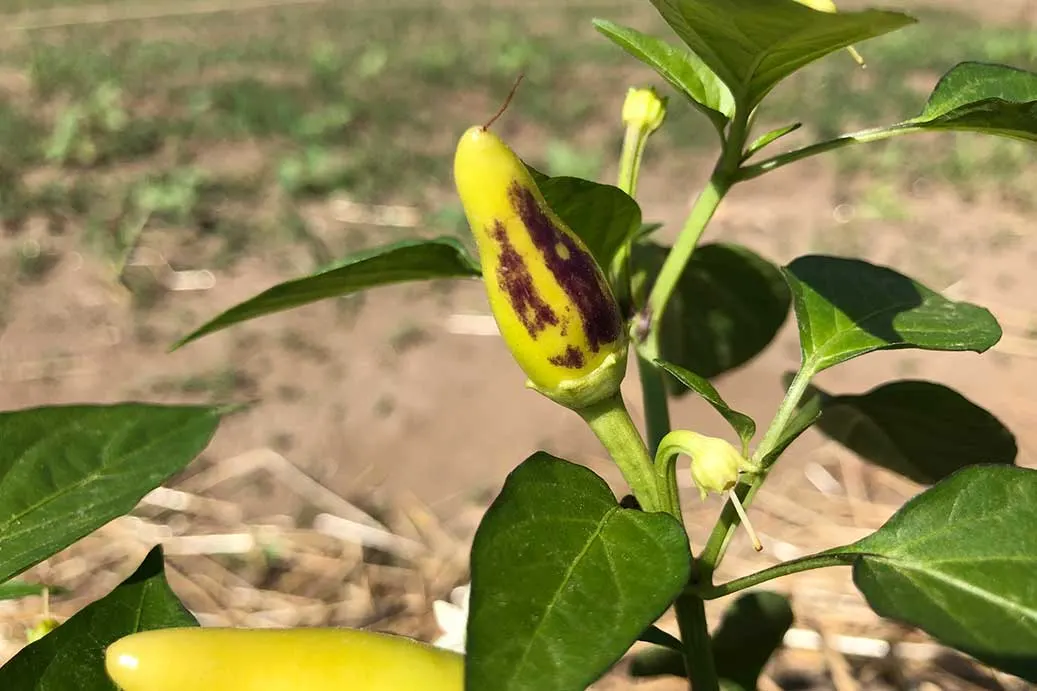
xmin=622 ymin=87 xmax=667 ymax=134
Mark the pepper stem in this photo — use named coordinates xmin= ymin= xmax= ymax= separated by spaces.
xmin=577 ymin=393 xmax=661 ymax=513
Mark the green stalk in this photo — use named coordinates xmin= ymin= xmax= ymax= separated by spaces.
xmin=691 ymin=551 xmax=857 ymax=599
xmin=697 ymin=365 xmax=817 ymax=578
xmin=640 ymin=177 xmax=728 ymax=361
xmin=637 ymin=353 xmax=673 ymax=458
xmin=737 ymin=125 xmax=920 ymax=182
xmin=616 ymin=111 xmax=672 ymax=458
xmin=578 ymin=393 xmax=661 ymax=513
xmin=613 ymin=90 xmax=753 ymax=691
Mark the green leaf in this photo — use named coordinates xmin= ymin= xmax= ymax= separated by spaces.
xmin=744 ymin=122 xmax=802 ymax=160
xmin=629 ymin=646 xmax=686 ymax=678
xmin=592 ymin=19 xmax=733 ymax=132
xmin=810 ymin=379 xmax=1017 ymax=485
xmin=0 ymin=546 xmax=197 ymax=691
xmin=638 ymin=625 xmax=683 ymax=652
xmin=466 ymin=452 xmax=691 ymax=691
xmin=713 ymin=591 xmax=794 ymax=691
xmin=784 ymin=255 xmax=1001 ymax=374
xmin=173 ymin=237 xmax=481 ymax=348
xmin=633 ymin=242 xmax=790 ymax=382
xmin=845 ymin=466 xmax=1037 ymax=682
xmin=634 ymin=222 xmax=664 ymax=242
xmin=646 ymin=0 xmax=914 ymax=106
xmin=0 ymin=404 xmax=220 ymax=584
xmin=655 ymin=360 xmax=755 ymax=452
xmin=909 ymin=62 xmax=1037 ymax=142
xmin=539 ymin=176 xmax=641 ymax=270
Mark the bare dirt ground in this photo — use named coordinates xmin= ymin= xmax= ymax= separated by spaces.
xmin=0 ymin=0 xmax=1035 ymax=687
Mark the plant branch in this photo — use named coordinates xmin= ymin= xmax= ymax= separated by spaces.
xmin=615 ymin=108 xmax=673 ymax=460
xmin=578 ymin=393 xmax=661 ymax=513
xmin=737 ymin=125 xmax=920 ymax=182
xmin=637 ymin=354 xmax=672 ymax=458
xmin=697 ymin=364 xmax=818 ymax=578
xmin=673 ymin=594 xmax=718 ymax=689
xmin=640 ymin=100 xmax=750 ymax=359
xmin=690 ymin=551 xmax=857 ymax=599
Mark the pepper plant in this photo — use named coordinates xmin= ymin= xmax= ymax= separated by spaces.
xmin=1 ymin=0 xmax=1036 ymax=689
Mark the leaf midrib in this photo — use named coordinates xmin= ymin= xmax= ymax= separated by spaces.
xmin=508 ymin=506 xmax=617 ymax=686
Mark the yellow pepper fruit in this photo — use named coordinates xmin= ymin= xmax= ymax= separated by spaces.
xmin=105 ymin=627 xmax=463 ymax=691
xmin=453 ymin=116 xmax=627 ymax=411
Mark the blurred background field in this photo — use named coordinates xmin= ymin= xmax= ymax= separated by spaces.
xmin=1 ymin=0 xmax=1036 ymax=688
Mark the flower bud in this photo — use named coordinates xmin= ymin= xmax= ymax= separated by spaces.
xmin=622 ymin=87 xmax=667 ymax=134
xmin=687 ymin=435 xmax=744 ymax=500
xmin=659 ymin=430 xmax=753 ymax=500
xmin=25 ymin=617 xmax=59 ymax=643
xmin=453 ymin=125 xmax=627 ymax=411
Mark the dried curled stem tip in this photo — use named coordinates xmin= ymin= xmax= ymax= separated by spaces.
xmin=483 ymin=74 xmax=525 ymax=130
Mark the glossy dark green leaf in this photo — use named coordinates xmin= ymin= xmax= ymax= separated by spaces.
xmin=466 ymin=453 xmax=691 ymax=691
xmin=0 ymin=546 xmax=197 ymax=691
xmin=713 ymin=591 xmax=794 ymax=691
xmin=810 ymin=379 xmax=1016 ymax=485
xmin=174 ymin=237 xmax=481 ymax=348
xmin=629 ymin=646 xmax=686 ymax=678
xmin=634 ymin=222 xmax=664 ymax=242
xmin=908 ymin=62 xmax=1037 ymax=141
xmin=655 ymin=360 xmax=755 ymax=452
xmin=842 ymin=466 xmax=1037 ymax=682
xmin=634 ymin=242 xmax=790 ymax=382
xmin=784 ymin=255 xmax=1001 ymax=374
xmin=539 ymin=176 xmax=641 ymax=270
xmin=638 ymin=625 xmax=683 ymax=652
xmin=646 ymin=0 xmax=914 ymax=106
xmin=592 ymin=19 xmax=733 ymax=132
xmin=0 ymin=404 xmax=220 ymax=584
xmin=745 ymin=122 xmax=802 ymax=160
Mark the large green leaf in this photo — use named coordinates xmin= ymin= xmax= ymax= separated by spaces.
xmin=784 ymin=255 xmax=1001 ymax=374
xmin=842 ymin=466 xmax=1037 ymax=682
xmin=466 ymin=453 xmax=690 ymax=691
xmin=646 ymin=0 xmax=914 ymax=105
xmin=592 ymin=19 xmax=733 ymax=132
xmin=809 ymin=379 xmax=1016 ymax=485
xmin=0 ymin=546 xmax=197 ymax=691
xmin=0 ymin=404 xmax=220 ymax=584
xmin=713 ymin=591 xmax=793 ymax=691
xmin=628 ymin=590 xmax=792 ymax=686
xmin=655 ymin=360 xmax=755 ymax=453
xmin=174 ymin=237 xmax=481 ymax=348
xmin=908 ymin=62 xmax=1037 ymax=141
xmin=634 ymin=242 xmax=790 ymax=382
xmin=539 ymin=176 xmax=641 ymax=271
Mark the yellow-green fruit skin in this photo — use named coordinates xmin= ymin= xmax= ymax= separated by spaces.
xmin=105 ymin=627 xmax=463 ymax=691
xmin=453 ymin=126 xmax=626 ymax=408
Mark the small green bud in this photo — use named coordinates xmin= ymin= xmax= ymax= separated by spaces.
xmin=26 ymin=617 xmax=59 ymax=643
xmin=622 ymin=87 xmax=667 ymax=134
xmin=687 ymin=435 xmax=744 ymax=500
xmin=658 ymin=430 xmax=756 ymax=500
